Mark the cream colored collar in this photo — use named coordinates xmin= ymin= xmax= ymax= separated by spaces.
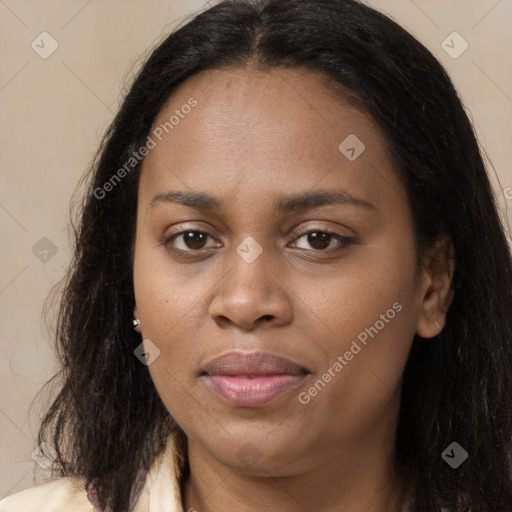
xmin=83 ymin=429 xmax=186 ymax=512
xmin=0 ymin=430 xmax=186 ymax=512
xmin=130 ymin=430 xmax=186 ymax=512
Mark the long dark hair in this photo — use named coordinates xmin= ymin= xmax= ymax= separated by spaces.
xmin=35 ymin=0 xmax=512 ymax=510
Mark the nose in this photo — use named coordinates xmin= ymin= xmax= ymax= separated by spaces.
xmin=208 ymin=243 xmax=293 ymax=331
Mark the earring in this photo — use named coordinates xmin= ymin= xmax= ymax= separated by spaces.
xmin=434 ymin=320 xmax=440 ymax=329
xmin=132 ymin=318 xmax=141 ymax=329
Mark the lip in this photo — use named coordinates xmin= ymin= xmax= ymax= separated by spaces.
xmin=201 ymin=351 xmax=309 ymax=407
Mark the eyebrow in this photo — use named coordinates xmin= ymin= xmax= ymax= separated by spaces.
xmin=147 ymin=189 xmax=377 ymax=214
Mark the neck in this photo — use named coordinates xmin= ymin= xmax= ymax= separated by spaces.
xmin=181 ymin=431 xmax=410 ymax=512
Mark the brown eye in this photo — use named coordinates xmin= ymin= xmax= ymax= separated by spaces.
xmin=291 ymin=229 xmax=354 ymax=252
xmin=182 ymin=231 xmax=208 ymax=250
xmin=165 ymin=230 xmax=216 ymax=252
xmin=305 ymin=232 xmax=332 ymax=250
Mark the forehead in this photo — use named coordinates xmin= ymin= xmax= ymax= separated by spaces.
xmin=139 ymin=67 xmax=402 ymax=215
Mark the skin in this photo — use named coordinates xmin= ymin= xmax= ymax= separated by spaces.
xmin=132 ymin=67 xmax=455 ymax=512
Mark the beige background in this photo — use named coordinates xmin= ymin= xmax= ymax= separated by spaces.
xmin=1 ymin=0 xmax=511 ymax=500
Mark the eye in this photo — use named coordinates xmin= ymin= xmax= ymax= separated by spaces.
xmin=288 ymin=228 xmax=354 ymax=252
xmin=289 ymin=228 xmax=354 ymax=252
xmin=164 ymin=230 xmax=219 ymax=252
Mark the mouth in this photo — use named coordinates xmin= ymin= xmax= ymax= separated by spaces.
xmin=200 ymin=351 xmax=310 ymax=407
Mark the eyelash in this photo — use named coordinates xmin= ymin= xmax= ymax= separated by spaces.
xmin=162 ymin=226 xmax=354 ymax=255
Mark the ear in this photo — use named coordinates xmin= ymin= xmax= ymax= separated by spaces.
xmin=133 ymin=305 xmax=142 ymax=334
xmin=415 ymin=235 xmax=455 ymax=339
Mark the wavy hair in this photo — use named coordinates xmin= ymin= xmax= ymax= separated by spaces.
xmin=35 ymin=0 xmax=512 ymax=510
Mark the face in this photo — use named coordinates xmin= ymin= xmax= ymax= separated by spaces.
xmin=133 ymin=67 xmax=444 ymax=476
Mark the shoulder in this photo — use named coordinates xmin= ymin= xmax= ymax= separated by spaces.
xmin=0 ymin=475 xmax=94 ymax=512
xmin=0 ymin=430 xmax=185 ymax=512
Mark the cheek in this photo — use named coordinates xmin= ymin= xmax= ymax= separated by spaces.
xmin=133 ymin=244 xmax=198 ymax=381
xmin=145 ymin=361 xmax=204 ymax=435
xmin=133 ymin=256 xmax=203 ymax=424
xmin=134 ymin=237 xmax=207 ymax=335
xmin=295 ymin=285 xmax=414 ymax=447
xmin=295 ymin=235 xmax=418 ymax=405
xmin=297 ymin=233 xmax=417 ymax=344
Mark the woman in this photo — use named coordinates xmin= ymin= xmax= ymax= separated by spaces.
xmin=1 ymin=0 xmax=511 ymax=511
